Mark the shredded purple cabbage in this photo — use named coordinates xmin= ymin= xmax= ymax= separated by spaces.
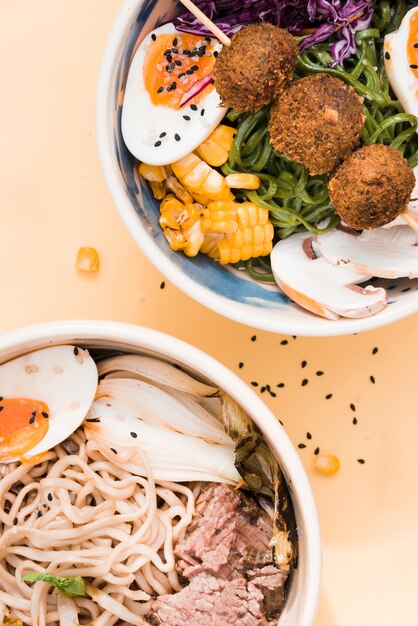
xmin=174 ymin=0 xmax=375 ymax=65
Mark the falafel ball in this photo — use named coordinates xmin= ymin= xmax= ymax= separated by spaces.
xmin=328 ymin=144 xmax=415 ymax=230
xmin=214 ymin=23 xmax=298 ymax=113
xmin=269 ymin=73 xmax=365 ymax=175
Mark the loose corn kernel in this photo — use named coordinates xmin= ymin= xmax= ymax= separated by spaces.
xmin=163 ymin=228 xmax=186 ymax=251
xmin=195 ymin=125 xmax=236 ymax=167
xmin=165 ymin=176 xmax=193 ymax=205
xmin=150 ymin=181 xmax=166 ymax=200
xmin=314 ymin=455 xmax=340 ymax=475
xmin=138 ymin=163 xmax=170 ymax=182
xmin=76 ymin=247 xmax=99 ymax=272
xmin=225 ymin=173 xmax=261 ymax=190
xmin=172 ymin=153 xmax=232 ymax=203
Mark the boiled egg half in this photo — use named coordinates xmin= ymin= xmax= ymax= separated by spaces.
xmin=0 ymin=346 xmax=98 ymax=462
xmin=384 ymin=6 xmax=418 ymax=121
xmin=122 ymin=23 xmax=227 ymax=166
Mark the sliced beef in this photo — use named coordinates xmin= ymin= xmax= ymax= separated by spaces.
xmin=149 ymin=484 xmax=290 ymax=625
xmin=175 ymin=483 xmax=274 ymax=580
xmin=150 ymin=574 xmax=264 ymax=626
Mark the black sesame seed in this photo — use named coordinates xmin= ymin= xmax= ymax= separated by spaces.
xmin=280 ymin=340 xmax=288 ymax=345
xmin=238 ymin=362 xmax=244 ymax=369
xmin=353 ymin=417 xmax=358 ymax=425
xmin=401 ymin=287 xmax=411 ymax=293
xmin=183 ymin=49 xmax=190 ymax=55
xmin=260 ymin=386 xmax=266 ymax=394
xmin=357 ymin=459 xmax=365 ymax=465
xmin=160 ymin=281 xmax=166 ymax=289
xmin=277 ymin=383 xmax=285 ymax=388
xmin=251 ymin=335 xmax=257 ymax=341
xmin=325 ymin=393 xmax=333 ymax=400
xmin=370 ymin=375 xmax=376 ymax=384
xmin=164 ymin=49 xmax=171 ymax=56
xmin=166 ymin=54 xmax=172 ymax=63
xmin=316 ymin=371 xmax=324 ymax=376
xmin=190 ymin=104 xmax=198 ymax=111
xmin=0 ymin=406 xmax=4 ymax=412
xmin=279 ymin=420 xmax=284 ymax=426
xmin=37 ymin=510 xmax=42 ymax=518
xmin=410 ymin=64 xmax=418 ymax=69
xmin=350 ymin=403 xmax=356 ymax=412
xmin=86 ymin=417 xmax=101 ymax=423
xmin=384 ymin=51 xmax=390 ymax=60
xmin=314 ymin=447 xmax=320 ymax=455
xmin=414 ymin=43 xmax=418 ymax=48
xmin=186 ymin=69 xmax=194 ymax=75
xmin=298 ymin=443 xmax=306 ymax=449
xmin=151 ymin=33 xmax=157 ymax=41
xmin=301 ymin=379 xmax=308 ymax=387
xmin=29 ymin=416 xmax=36 ymax=425
xmin=210 ymin=78 xmax=215 ymax=84
xmin=172 ymin=48 xmax=179 ymax=54
xmin=205 ymin=36 xmax=211 ymax=42
xmin=13 ymin=517 xmax=18 ymax=526
xmin=270 ymin=391 xmax=277 ymax=398
xmin=130 ymin=432 xmax=138 ymax=439
xmin=301 ymin=360 xmax=307 ymax=368
xmin=183 ymin=115 xmax=191 ymax=121
xmin=166 ymin=85 xmax=173 ymax=92
xmin=179 ymin=72 xmax=186 ymax=78
xmin=110 ymin=448 xmax=117 ymax=454
xmin=32 ymin=410 xmax=37 ymax=417
xmin=251 ymin=381 xmax=258 ymax=387
xmin=174 ymin=134 xmax=181 ymax=141
xmin=201 ymin=109 xmax=205 ymax=116
xmin=154 ymin=140 xmax=162 ymax=147
xmin=74 ymin=347 xmax=79 ymax=355
xmin=41 ymin=411 xmax=49 ymax=419
xmin=213 ymin=50 xmax=219 ymax=57
xmin=175 ymin=60 xmax=182 ymax=66
xmin=191 ymin=65 xmax=199 ymax=71
xmin=172 ymin=37 xmax=178 ymax=46
xmin=159 ymin=132 xmax=167 ymax=138
xmin=157 ymin=86 xmax=164 ymax=94
xmin=169 ymin=62 xmax=175 ymax=70
xmin=266 ymin=384 xmax=271 ymax=391
xmin=372 ymin=347 xmax=378 ymax=355
xmin=196 ymin=50 xmax=205 ymax=57
xmin=306 ymin=432 xmax=312 ymax=440
xmin=0 ymin=397 xmax=3 ymax=401
xmin=47 ymin=493 xmax=53 ymax=502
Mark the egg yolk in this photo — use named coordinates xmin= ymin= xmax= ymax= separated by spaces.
xmin=144 ymin=32 xmax=217 ymax=109
xmin=0 ymin=397 xmax=50 ymax=461
xmin=407 ymin=10 xmax=418 ymax=81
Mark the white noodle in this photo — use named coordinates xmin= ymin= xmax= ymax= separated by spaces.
xmin=0 ymin=429 xmax=196 ymax=626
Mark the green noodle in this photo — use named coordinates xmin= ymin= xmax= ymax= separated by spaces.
xmin=222 ymin=0 xmax=418 ymax=282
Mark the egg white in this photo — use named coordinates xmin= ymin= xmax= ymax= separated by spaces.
xmin=384 ymin=7 xmax=418 ymax=121
xmin=122 ymin=23 xmax=227 ymax=166
xmin=0 ymin=345 xmax=98 ymax=461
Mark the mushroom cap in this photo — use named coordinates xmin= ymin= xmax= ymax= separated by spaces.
xmin=317 ymin=225 xmax=418 ymax=279
xmin=270 ymin=233 xmax=387 ymax=320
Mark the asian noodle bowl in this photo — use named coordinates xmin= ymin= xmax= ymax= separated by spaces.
xmin=0 ymin=430 xmax=196 ymax=626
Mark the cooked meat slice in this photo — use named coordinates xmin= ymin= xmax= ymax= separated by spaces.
xmin=247 ymin=566 xmax=288 ymax=619
xmin=175 ymin=483 xmax=274 ymax=580
xmin=150 ymin=574 xmax=265 ymax=626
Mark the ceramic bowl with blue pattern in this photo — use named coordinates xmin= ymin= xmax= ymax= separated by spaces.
xmin=96 ymin=0 xmax=418 ymax=336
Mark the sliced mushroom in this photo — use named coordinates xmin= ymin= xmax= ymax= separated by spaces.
xmin=317 ymin=226 xmax=418 ymax=279
xmin=270 ymin=233 xmax=386 ymax=320
xmin=384 ymin=165 xmax=418 ymax=232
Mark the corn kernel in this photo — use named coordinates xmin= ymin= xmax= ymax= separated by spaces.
xmin=150 ymin=181 xmax=166 ymax=200
xmin=225 ymin=173 xmax=261 ymax=190
xmin=165 ymin=176 xmax=193 ymax=205
xmin=171 ymin=154 xmax=201 ymax=179
xmin=196 ymin=125 xmax=236 ymax=167
xmin=138 ymin=163 xmax=169 ymax=182
xmin=163 ymin=228 xmax=186 ymax=251
xmin=314 ymin=455 xmax=340 ymax=475
xmin=76 ymin=247 xmax=99 ymax=272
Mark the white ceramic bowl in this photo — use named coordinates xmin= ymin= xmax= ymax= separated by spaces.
xmin=0 ymin=320 xmax=320 ymax=626
xmin=96 ymin=0 xmax=418 ymax=336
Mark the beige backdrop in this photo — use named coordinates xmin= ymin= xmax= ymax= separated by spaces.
xmin=1 ymin=2 xmax=418 ymax=624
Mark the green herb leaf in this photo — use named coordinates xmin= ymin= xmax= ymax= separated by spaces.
xmin=22 ymin=573 xmax=86 ymax=597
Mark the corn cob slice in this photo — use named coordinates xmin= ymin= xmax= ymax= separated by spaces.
xmin=159 ymin=197 xmax=203 ymax=257
xmin=171 ymin=154 xmax=233 ymax=204
xmin=195 ymin=125 xmax=236 ymax=167
xmin=201 ymin=201 xmax=274 ymax=264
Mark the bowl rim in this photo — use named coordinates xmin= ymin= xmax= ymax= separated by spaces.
xmin=96 ymin=0 xmax=418 ymax=336
xmin=0 ymin=319 xmax=321 ymax=626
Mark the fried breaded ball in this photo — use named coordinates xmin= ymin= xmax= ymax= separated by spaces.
xmin=214 ymin=23 xmax=298 ymax=113
xmin=269 ymin=73 xmax=365 ymax=175
xmin=328 ymin=144 xmax=415 ymax=229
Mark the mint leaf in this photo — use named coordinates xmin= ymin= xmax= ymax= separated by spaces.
xmin=23 ymin=573 xmax=86 ymax=597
